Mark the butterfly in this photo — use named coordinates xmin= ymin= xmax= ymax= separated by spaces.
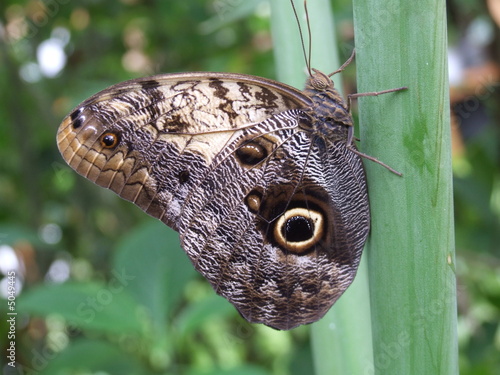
xmin=57 ymin=16 xmax=406 ymax=329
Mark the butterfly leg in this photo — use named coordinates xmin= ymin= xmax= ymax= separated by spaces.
xmin=328 ymin=49 xmax=356 ymax=77
xmin=347 ymin=86 xmax=407 ymax=112
xmin=346 ymin=126 xmax=403 ymax=176
xmin=344 ymin=85 xmax=406 ymax=175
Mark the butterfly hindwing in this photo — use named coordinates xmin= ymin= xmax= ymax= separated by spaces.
xmin=179 ymin=111 xmax=369 ymax=329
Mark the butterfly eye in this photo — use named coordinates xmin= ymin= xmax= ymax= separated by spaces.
xmin=310 ymin=71 xmax=331 ymax=90
xmin=100 ymin=132 xmax=120 ymax=148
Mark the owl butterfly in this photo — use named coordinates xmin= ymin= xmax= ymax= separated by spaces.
xmin=57 ymin=4 xmax=406 ymax=330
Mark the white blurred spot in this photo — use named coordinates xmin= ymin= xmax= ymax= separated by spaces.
xmin=52 ymin=27 xmax=70 ymax=46
xmin=0 ymin=276 xmax=23 ymax=299
xmin=37 ymin=38 xmax=66 ymax=77
xmin=46 ymin=258 xmax=71 ymax=283
xmin=255 ymin=1 xmax=271 ymax=18
xmin=0 ymin=245 xmax=20 ymax=275
xmin=466 ymin=17 xmax=494 ymax=47
xmin=448 ymin=47 xmax=463 ymax=87
xmin=39 ymin=223 xmax=62 ymax=245
xmin=122 ymin=49 xmax=151 ymax=73
xmin=0 ymin=246 xmax=23 ymax=297
xmin=46 ymin=315 xmax=70 ymax=352
xmin=36 ymin=27 xmax=70 ymax=78
xmin=20 ymin=62 xmax=43 ymax=83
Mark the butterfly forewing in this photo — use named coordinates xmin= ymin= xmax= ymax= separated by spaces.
xmin=57 ymin=71 xmax=369 ymax=330
xmin=58 ymin=73 xmax=307 ymax=221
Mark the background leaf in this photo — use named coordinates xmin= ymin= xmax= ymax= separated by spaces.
xmin=17 ymin=282 xmax=144 ymax=335
xmin=113 ymin=219 xmax=197 ymax=329
xmin=36 ymin=339 xmax=151 ymax=375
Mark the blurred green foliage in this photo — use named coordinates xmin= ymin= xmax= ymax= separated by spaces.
xmin=0 ymin=0 xmax=499 ymax=374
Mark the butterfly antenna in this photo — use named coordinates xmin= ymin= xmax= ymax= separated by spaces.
xmin=304 ymin=0 xmax=312 ymax=75
xmin=291 ymin=0 xmax=311 ymax=76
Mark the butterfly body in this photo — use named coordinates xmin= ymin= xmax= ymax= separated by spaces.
xmin=302 ymin=70 xmax=353 ymax=140
xmin=57 ymin=70 xmax=370 ymax=330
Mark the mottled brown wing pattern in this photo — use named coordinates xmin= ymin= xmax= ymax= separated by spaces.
xmin=178 ymin=113 xmax=369 ymax=329
xmin=57 ymin=71 xmax=369 ymax=330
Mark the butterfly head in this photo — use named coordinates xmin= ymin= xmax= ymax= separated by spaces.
xmin=306 ymin=69 xmax=334 ymax=92
xmin=303 ymin=68 xmax=345 ymax=108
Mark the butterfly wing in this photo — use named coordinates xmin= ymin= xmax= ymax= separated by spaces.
xmin=57 ymin=72 xmax=369 ymax=330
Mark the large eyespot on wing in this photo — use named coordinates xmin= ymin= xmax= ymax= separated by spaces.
xmin=253 ymin=188 xmax=331 ymax=256
xmin=211 ymin=179 xmax=368 ymax=331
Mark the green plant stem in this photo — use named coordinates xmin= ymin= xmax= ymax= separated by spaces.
xmin=352 ymin=0 xmax=458 ymax=374
xmin=270 ymin=1 xmax=373 ymax=374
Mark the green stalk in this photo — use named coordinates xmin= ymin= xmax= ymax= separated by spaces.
xmin=352 ymin=0 xmax=458 ymax=374
xmin=270 ymin=1 xmax=373 ymax=374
